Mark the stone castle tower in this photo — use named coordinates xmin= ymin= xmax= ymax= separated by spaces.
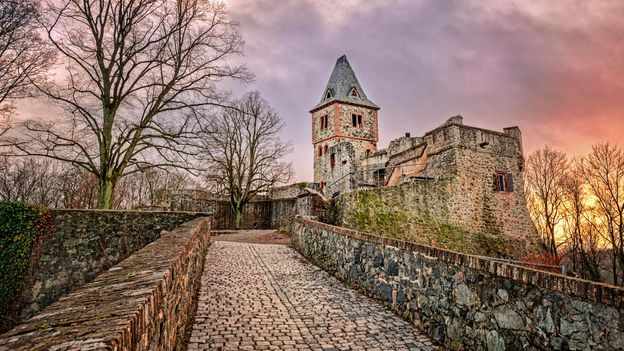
xmin=310 ymin=55 xmax=380 ymax=186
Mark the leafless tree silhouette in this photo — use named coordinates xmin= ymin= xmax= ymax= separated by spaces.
xmin=201 ymin=91 xmax=292 ymax=229
xmin=525 ymin=145 xmax=569 ymax=258
xmin=0 ymin=0 xmax=53 ymax=136
xmin=5 ymin=0 xmax=250 ymax=208
xmin=578 ymin=142 xmax=624 ymax=285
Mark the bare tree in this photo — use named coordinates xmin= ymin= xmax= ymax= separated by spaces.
xmin=0 ymin=156 xmax=49 ymax=203
xmin=4 ymin=0 xmax=250 ymax=209
xmin=0 ymin=0 xmax=52 ymax=115
xmin=114 ymin=168 xmax=196 ymax=209
xmin=578 ymin=142 xmax=624 ymax=286
xmin=0 ymin=114 xmax=8 ymax=139
xmin=560 ymin=160 xmax=603 ymax=281
xmin=525 ymin=145 xmax=569 ymax=258
xmin=201 ymin=91 xmax=292 ymax=229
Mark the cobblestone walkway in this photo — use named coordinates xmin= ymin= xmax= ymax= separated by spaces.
xmin=188 ymin=241 xmax=437 ymax=351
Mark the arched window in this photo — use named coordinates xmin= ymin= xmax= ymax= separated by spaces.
xmin=365 ymin=149 xmax=371 ymax=157
xmin=330 ymin=153 xmax=336 ymax=169
xmin=318 ymin=146 xmax=323 ymax=157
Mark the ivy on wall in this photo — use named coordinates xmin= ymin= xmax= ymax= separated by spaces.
xmin=0 ymin=201 xmax=54 ymax=327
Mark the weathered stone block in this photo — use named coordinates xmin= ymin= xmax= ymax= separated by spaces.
xmin=0 ymin=217 xmax=211 ymax=350
xmin=293 ymin=218 xmax=624 ymax=350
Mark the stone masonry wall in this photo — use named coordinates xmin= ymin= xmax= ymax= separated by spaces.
xmin=156 ymin=190 xmax=299 ymax=230
xmin=271 ymin=198 xmax=297 ymax=230
xmin=313 ymin=102 xmax=378 ymax=185
xmin=335 ymin=120 xmax=541 ymax=258
xmin=0 ymin=217 xmax=211 ymax=350
xmin=292 ymin=219 xmax=624 ymax=351
xmin=451 ymin=126 xmax=535 ymax=241
xmin=19 ymin=209 xmax=206 ymax=327
xmin=335 ymin=179 xmax=541 ymax=259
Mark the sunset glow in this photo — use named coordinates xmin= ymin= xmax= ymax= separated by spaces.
xmin=219 ymin=0 xmax=624 ymax=179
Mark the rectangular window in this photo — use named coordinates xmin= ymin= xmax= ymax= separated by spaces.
xmin=497 ymin=174 xmax=505 ymax=191
xmin=352 ymin=114 xmax=363 ymax=127
xmin=493 ymin=171 xmax=514 ymax=192
xmin=319 ymin=115 xmax=329 ymax=130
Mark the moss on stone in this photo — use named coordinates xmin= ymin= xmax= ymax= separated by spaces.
xmin=331 ymin=179 xmax=536 ymax=259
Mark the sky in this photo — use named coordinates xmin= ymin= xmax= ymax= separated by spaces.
xmin=222 ymin=0 xmax=624 ymax=181
xmin=12 ymin=0 xmax=624 ymax=181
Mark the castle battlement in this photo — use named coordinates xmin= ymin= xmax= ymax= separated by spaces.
xmin=312 ymin=56 xmax=536 ymax=243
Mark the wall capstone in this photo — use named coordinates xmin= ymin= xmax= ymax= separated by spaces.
xmin=0 ymin=217 xmax=211 ymax=350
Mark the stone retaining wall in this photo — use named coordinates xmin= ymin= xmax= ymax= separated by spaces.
xmin=166 ymin=198 xmax=296 ymax=230
xmin=292 ymin=219 xmax=624 ymax=350
xmin=19 ymin=209 xmax=207 ymax=327
xmin=0 ymin=217 xmax=211 ymax=350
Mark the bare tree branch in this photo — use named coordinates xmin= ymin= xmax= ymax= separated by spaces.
xmin=4 ymin=0 xmax=250 ymax=208
xmin=0 ymin=0 xmax=53 ymax=107
xmin=525 ymin=145 xmax=569 ymax=258
xmin=200 ymin=91 xmax=293 ymax=229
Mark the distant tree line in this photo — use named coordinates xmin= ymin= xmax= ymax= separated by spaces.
xmin=0 ymin=156 xmax=198 ymax=209
xmin=525 ymin=143 xmax=624 ymax=286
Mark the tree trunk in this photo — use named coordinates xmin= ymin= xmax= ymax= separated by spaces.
xmin=97 ymin=178 xmax=115 ymax=209
xmin=234 ymin=208 xmax=243 ymax=230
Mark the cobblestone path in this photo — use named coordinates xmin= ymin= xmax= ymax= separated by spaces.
xmin=188 ymin=241 xmax=437 ymax=351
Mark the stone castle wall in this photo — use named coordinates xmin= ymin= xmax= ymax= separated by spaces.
xmin=450 ymin=126 xmax=534 ymax=240
xmin=329 ymin=117 xmax=540 ymax=256
xmin=292 ymin=219 xmax=624 ymax=351
xmin=334 ymin=177 xmax=540 ymax=259
xmin=157 ymin=190 xmax=301 ymax=230
xmin=16 ymin=209 xmax=206 ymax=330
xmin=1 ymin=217 xmax=211 ymax=350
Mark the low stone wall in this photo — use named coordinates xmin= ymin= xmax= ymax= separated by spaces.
xmin=292 ymin=219 xmax=624 ymax=350
xmin=20 ymin=209 xmax=206 ymax=326
xmin=0 ymin=217 xmax=211 ymax=350
xmin=160 ymin=192 xmax=299 ymax=230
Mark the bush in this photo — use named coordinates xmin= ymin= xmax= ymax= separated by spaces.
xmin=0 ymin=201 xmax=53 ymax=327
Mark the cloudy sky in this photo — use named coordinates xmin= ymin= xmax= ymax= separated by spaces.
xmin=222 ymin=0 xmax=624 ymax=181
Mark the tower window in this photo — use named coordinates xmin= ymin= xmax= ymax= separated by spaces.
xmin=352 ymin=114 xmax=363 ymax=128
xmin=330 ymin=153 xmax=336 ymax=169
xmin=350 ymin=87 xmax=360 ymax=97
xmin=318 ymin=146 xmax=323 ymax=157
xmin=324 ymin=145 xmax=328 ymax=154
xmin=319 ymin=115 xmax=329 ymax=130
xmin=493 ymin=171 xmax=514 ymax=192
xmin=325 ymin=89 xmax=333 ymax=100
xmin=365 ymin=149 xmax=371 ymax=157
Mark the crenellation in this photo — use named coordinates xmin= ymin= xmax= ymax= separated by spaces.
xmin=311 ymin=56 xmax=541 ymax=257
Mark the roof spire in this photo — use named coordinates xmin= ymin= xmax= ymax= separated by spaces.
xmin=311 ymin=55 xmax=379 ymax=111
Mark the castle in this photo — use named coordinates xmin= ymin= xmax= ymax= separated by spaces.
xmin=312 ymin=55 xmax=538 ymax=248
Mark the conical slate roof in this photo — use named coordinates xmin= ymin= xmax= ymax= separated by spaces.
xmin=311 ymin=55 xmax=379 ymax=112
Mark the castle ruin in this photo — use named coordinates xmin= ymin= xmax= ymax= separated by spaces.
xmin=312 ymin=55 xmax=538 ymax=253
